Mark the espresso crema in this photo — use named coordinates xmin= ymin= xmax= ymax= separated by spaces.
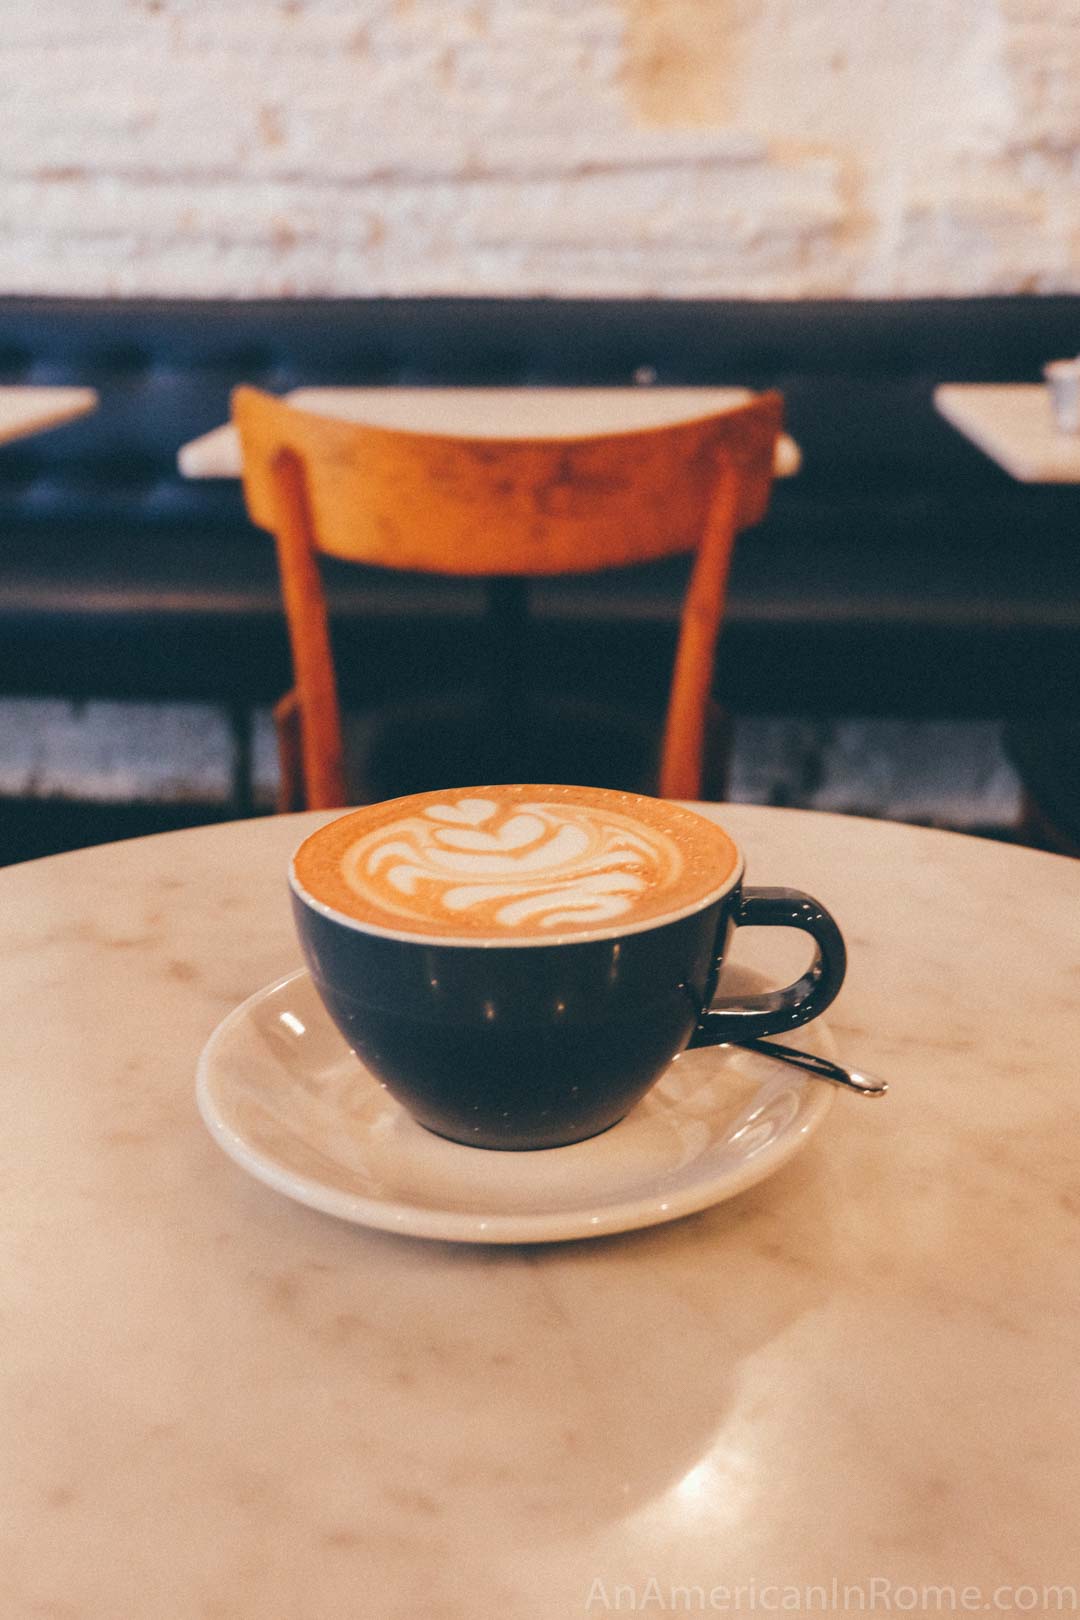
xmin=292 ymin=785 xmax=740 ymax=943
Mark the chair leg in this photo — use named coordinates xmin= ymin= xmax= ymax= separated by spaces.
xmin=700 ymin=699 xmax=734 ymax=803
xmin=273 ymin=689 xmax=304 ymax=813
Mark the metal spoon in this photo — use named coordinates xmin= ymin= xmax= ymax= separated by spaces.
xmin=735 ymin=1036 xmax=888 ymax=1097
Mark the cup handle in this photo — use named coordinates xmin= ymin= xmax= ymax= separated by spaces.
xmin=688 ymin=886 xmax=847 ymax=1046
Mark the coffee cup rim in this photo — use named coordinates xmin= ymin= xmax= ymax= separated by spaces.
xmin=289 ymin=831 xmax=745 ymax=950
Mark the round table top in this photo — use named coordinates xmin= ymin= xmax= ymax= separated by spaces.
xmin=0 ymin=385 xmax=97 ymax=447
xmin=4 ymin=805 xmax=1079 ymax=1618
xmin=176 ymin=386 xmax=802 ymax=479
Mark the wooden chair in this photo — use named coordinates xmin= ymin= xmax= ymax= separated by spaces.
xmin=231 ymin=385 xmax=783 ymax=811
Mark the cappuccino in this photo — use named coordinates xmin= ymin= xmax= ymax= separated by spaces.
xmin=292 ymin=784 xmax=739 ymax=944
xmin=290 ymin=784 xmax=846 ymax=1148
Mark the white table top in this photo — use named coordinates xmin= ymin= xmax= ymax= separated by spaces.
xmin=935 ymin=383 xmax=1080 ymax=483
xmin=0 ymin=385 xmax=97 ymax=447
xmin=177 ymin=387 xmax=801 ymax=479
xmin=4 ymin=804 xmax=1079 ymax=1617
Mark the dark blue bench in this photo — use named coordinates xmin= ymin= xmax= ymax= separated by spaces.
xmin=1 ymin=295 xmax=1077 ymax=758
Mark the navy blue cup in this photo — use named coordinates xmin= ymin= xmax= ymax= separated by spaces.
xmin=290 ymin=841 xmax=846 ymax=1152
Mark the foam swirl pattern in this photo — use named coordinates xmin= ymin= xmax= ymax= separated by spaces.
xmin=293 ymin=785 xmax=741 ymax=943
xmin=341 ymin=797 xmax=683 ymax=933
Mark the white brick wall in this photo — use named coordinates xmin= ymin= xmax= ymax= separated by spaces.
xmin=1 ymin=0 xmax=1076 ymax=297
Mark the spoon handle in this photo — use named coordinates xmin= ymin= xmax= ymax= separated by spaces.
xmin=736 ymin=1036 xmax=888 ymax=1097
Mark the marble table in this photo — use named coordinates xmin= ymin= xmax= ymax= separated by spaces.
xmin=0 ymin=385 xmax=97 ymax=447
xmin=934 ymin=384 xmax=1080 ymax=482
xmin=177 ymin=386 xmax=802 ymax=479
xmin=4 ymin=805 xmax=1079 ymax=1618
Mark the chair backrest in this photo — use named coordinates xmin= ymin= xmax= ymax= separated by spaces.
xmin=232 ymin=384 xmax=783 ymax=807
xmin=234 ymin=385 xmax=780 ymax=573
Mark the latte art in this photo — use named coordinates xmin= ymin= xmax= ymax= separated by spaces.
xmin=293 ymin=784 xmax=740 ymax=943
xmin=342 ymin=797 xmax=683 ymax=931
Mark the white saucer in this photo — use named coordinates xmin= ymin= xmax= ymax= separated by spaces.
xmin=196 ymin=968 xmax=836 ymax=1244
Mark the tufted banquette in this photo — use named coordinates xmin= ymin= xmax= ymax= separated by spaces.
xmin=1 ymin=296 xmax=1077 ymax=790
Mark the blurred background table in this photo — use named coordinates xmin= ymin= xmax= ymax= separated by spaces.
xmin=935 ymin=382 xmax=1080 ymax=852
xmin=935 ymin=383 xmax=1080 ymax=481
xmin=177 ymin=386 xmax=802 ymax=480
xmin=5 ymin=803 xmax=1078 ymax=1617
xmin=0 ymin=385 xmax=96 ymax=446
